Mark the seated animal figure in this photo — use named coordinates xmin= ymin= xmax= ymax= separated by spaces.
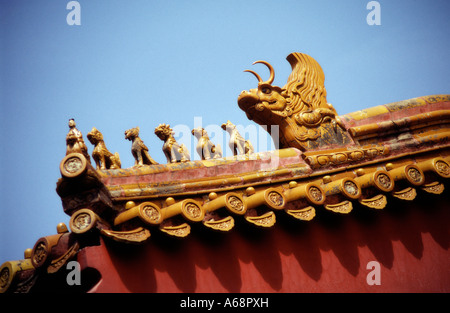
xmin=155 ymin=124 xmax=190 ymax=163
xmin=124 ymin=127 xmax=159 ymax=167
xmin=191 ymin=127 xmax=223 ymax=160
xmin=87 ymin=127 xmax=121 ymax=170
xmin=221 ymin=120 xmax=254 ymax=156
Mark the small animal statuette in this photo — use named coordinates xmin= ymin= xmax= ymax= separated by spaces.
xmin=154 ymin=124 xmax=190 ymax=163
xmin=87 ymin=127 xmax=121 ymax=170
xmin=191 ymin=127 xmax=223 ymax=160
xmin=66 ymin=118 xmax=91 ymax=163
xmin=221 ymin=120 xmax=254 ymax=156
xmin=124 ymin=127 xmax=158 ymax=167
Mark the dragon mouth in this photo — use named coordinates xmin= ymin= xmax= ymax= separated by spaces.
xmin=237 ymin=90 xmax=260 ymax=112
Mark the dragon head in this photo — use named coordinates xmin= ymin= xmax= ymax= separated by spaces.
xmin=237 ymin=60 xmax=289 ymax=126
xmin=238 ymin=52 xmax=352 ymax=151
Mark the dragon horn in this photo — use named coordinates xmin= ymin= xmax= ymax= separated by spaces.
xmin=243 ymin=70 xmax=262 ymax=83
xmin=252 ymin=60 xmax=275 ymax=85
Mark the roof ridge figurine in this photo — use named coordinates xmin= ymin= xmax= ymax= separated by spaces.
xmin=221 ymin=120 xmax=254 ymax=156
xmin=155 ymin=123 xmax=190 ymax=163
xmin=87 ymin=127 xmax=121 ymax=170
xmin=65 ymin=118 xmax=91 ymax=163
xmin=192 ymin=127 xmax=223 ymax=160
xmin=238 ymin=52 xmax=352 ymax=151
xmin=125 ymin=126 xmax=159 ymax=167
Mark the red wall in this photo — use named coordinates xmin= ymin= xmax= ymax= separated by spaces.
xmin=77 ymin=191 xmax=449 ymax=293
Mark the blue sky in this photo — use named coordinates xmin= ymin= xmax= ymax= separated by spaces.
xmin=1 ymin=0 xmax=449 ymax=263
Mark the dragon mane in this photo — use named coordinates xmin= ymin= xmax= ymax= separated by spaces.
xmin=284 ymin=52 xmax=329 ymax=115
